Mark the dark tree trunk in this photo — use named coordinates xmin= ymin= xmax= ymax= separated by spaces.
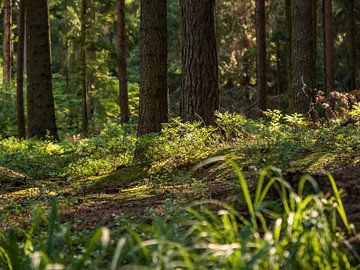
xmin=180 ymin=0 xmax=219 ymax=125
xmin=117 ymin=0 xmax=130 ymax=123
xmin=81 ymin=0 xmax=88 ymax=136
xmin=137 ymin=0 xmax=168 ymax=136
xmin=285 ymin=0 xmax=292 ymax=100
xmin=3 ymin=0 xmax=12 ymax=87
xmin=256 ymin=0 xmax=267 ymax=113
xmin=323 ymin=0 xmax=334 ymax=96
xmin=291 ymin=0 xmax=317 ymax=114
xmin=348 ymin=0 xmax=357 ymax=90
xmin=16 ymin=0 xmax=26 ymax=139
xmin=26 ymin=0 xmax=58 ymax=140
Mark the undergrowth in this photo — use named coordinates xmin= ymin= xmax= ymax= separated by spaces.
xmin=0 ymin=110 xmax=359 ymax=179
xmin=0 ymin=166 xmax=358 ymax=269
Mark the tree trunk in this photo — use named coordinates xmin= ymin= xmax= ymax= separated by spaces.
xmin=81 ymin=0 xmax=88 ymax=136
xmin=26 ymin=0 xmax=58 ymax=140
xmin=180 ymin=0 xmax=219 ymax=125
xmin=256 ymin=0 xmax=267 ymax=113
xmin=285 ymin=0 xmax=292 ymax=100
xmin=323 ymin=0 xmax=334 ymax=96
xmin=348 ymin=0 xmax=356 ymax=90
xmin=291 ymin=0 xmax=316 ymax=114
xmin=3 ymin=0 xmax=12 ymax=87
xmin=137 ymin=0 xmax=168 ymax=136
xmin=16 ymin=0 xmax=26 ymax=139
xmin=117 ymin=0 xmax=130 ymax=123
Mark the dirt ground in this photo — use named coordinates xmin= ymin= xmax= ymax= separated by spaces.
xmin=1 ymin=163 xmax=359 ymax=231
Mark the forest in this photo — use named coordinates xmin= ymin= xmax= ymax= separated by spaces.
xmin=0 ymin=0 xmax=360 ymax=269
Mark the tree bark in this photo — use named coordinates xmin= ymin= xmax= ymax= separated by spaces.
xmin=285 ymin=0 xmax=292 ymax=100
xmin=81 ymin=0 xmax=88 ymax=136
xmin=180 ymin=0 xmax=219 ymax=125
xmin=3 ymin=0 xmax=12 ymax=87
xmin=26 ymin=0 xmax=58 ymax=140
xmin=16 ymin=0 xmax=26 ymax=139
xmin=291 ymin=0 xmax=316 ymax=114
xmin=323 ymin=0 xmax=334 ymax=96
xmin=256 ymin=0 xmax=267 ymax=113
xmin=137 ymin=0 xmax=168 ymax=136
xmin=117 ymin=0 xmax=130 ymax=123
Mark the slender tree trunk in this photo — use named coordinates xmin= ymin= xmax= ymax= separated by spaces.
xmin=16 ymin=0 xmax=26 ymax=139
xmin=81 ymin=0 xmax=88 ymax=136
xmin=3 ymin=0 xmax=12 ymax=87
xmin=117 ymin=0 xmax=130 ymax=123
xmin=276 ymin=18 xmax=281 ymax=96
xmin=291 ymin=0 xmax=316 ymax=114
xmin=323 ymin=0 xmax=334 ymax=96
xmin=285 ymin=0 xmax=292 ymax=97
xmin=349 ymin=0 xmax=356 ymax=90
xmin=26 ymin=0 xmax=58 ymax=140
xmin=180 ymin=0 xmax=219 ymax=125
xmin=256 ymin=0 xmax=267 ymax=113
xmin=137 ymin=0 xmax=168 ymax=136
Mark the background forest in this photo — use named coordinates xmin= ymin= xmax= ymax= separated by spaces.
xmin=0 ymin=0 xmax=359 ymax=137
xmin=0 ymin=0 xmax=360 ymax=269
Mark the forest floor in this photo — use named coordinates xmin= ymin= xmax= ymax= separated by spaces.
xmin=1 ymin=147 xmax=360 ymax=231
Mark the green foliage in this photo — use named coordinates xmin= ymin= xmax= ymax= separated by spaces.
xmin=0 ymin=124 xmax=137 ymax=179
xmin=215 ymin=111 xmax=247 ymax=141
xmin=136 ymin=118 xmax=220 ymax=166
xmin=1 ymin=111 xmax=360 ymax=179
xmin=0 ymin=168 xmax=357 ymax=269
xmin=349 ymin=102 xmax=360 ymax=123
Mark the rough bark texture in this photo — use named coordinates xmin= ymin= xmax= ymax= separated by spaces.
xmin=16 ymin=0 xmax=26 ymax=139
xmin=291 ymin=0 xmax=316 ymax=114
xmin=117 ymin=0 xmax=130 ymax=123
xmin=137 ymin=0 xmax=168 ymax=136
xmin=26 ymin=0 xmax=58 ymax=140
xmin=256 ymin=0 xmax=267 ymax=113
xmin=180 ymin=0 xmax=219 ymax=125
xmin=3 ymin=0 xmax=12 ymax=87
xmin=81 ymin=0 xmax=88 ymax=136
xmin=323 ymin=0 xmax=334 ymax=96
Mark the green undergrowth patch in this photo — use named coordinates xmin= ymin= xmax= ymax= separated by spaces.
xmin=0 ymin=110 xmax=359 ymax=190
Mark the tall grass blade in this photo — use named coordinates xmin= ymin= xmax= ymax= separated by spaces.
xmin=327 ymin=173 xmax=351 ymax=232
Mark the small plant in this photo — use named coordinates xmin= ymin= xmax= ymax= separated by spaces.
xmin=349 ymin=102 xmax=360 ymax=123
xmin=215 ymin=111 xmax=247 ymax=141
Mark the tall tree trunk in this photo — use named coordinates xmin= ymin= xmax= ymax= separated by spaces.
xmin=348 ymin=0 xmax=356 ymax=90
xmin=256 ymin=0 xmax=267 ymax=113
xmin=291 ymin=0 xmax=316 ymax=114
xmin=323 ymin=0 xmax=334 ymax=96
xmin=26 ymin=0 xmax=58 ymax=140
xmin=285 ymin=0 xmax=292 ymax=101
xmin=137 ymin=0 xmax=168 ymax=136
xmin=81 ymin=0 xmax=88 ymax=136
xmin=3 ymin=0 xmax=12 ymax=87
xmin=180 ymin=0 xmax=219 ymax=125
xmin=117 ymin=0 xmax=130 ymax=123
xmin=16 ymin=0 xmax=26 ymax=139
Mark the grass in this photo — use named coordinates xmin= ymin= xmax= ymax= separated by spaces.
xmin=0 ymin=165 xmax=358 ymax=269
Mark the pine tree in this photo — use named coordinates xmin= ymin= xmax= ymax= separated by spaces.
xmin=137 ymin=0 xmax=168 ymax=136
xmin=180 ymin=0 xmax=219 ymax=125
xmin=26 ymin=0 xmax=58 ymax=140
